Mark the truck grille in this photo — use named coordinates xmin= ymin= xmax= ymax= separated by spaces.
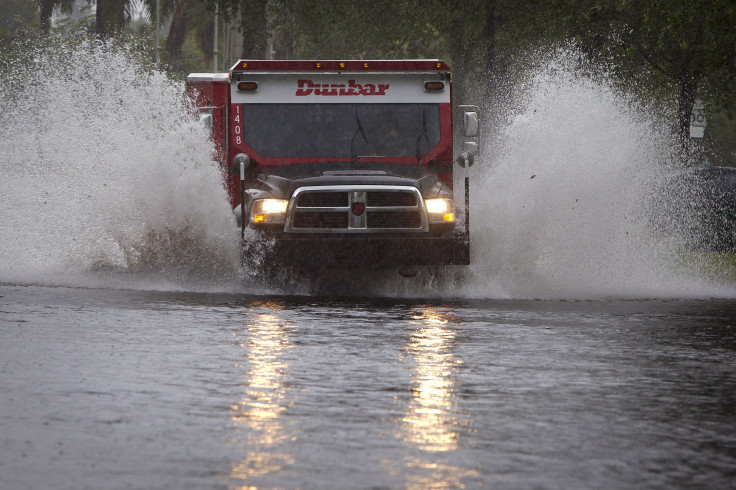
xmin=296 ymin=192 xmax=349 ymax=208
xmin=367 ymin=211 xmax=422 ymax=228
xmin=286 ymin=186 xmax=428 ymax=233
xmin=367 ymin=191 xmax=417 ymax=207
xmin=293 ymin=212 xmax=348 ymax=229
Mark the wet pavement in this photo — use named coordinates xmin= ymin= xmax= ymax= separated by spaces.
xmin=1 ymin=284 xmax=735 ymax=489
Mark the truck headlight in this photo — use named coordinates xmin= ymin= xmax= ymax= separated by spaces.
xmin=425 ymin=198 xmax=455 ymax=223
xmin=250 ymin=199 xmax=288 ymax=224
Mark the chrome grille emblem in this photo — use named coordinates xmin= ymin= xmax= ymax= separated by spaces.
xmin=286 ymin=185 xmax=428 ymax=233
xmin=348 ymin=191 xmax=367 ymax=228
xmin=351 ymin=202 xmax=365 ymax=216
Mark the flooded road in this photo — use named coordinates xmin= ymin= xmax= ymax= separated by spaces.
xmin=2 ymin=284 xmax=735 ymax=489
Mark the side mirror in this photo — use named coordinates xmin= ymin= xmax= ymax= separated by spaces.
xmin=458 ymin=106 xmax=480 ymax=156
xmin=463 ymin=111 xmax=479 ymax=138
xmin=463 ymin=141 xmax=478 ymax=154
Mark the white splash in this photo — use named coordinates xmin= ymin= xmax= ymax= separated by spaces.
xmin=0 ymin=40 xmax=242 ymax=290
xmin=462 ymin=51 xmax=734 ymax=299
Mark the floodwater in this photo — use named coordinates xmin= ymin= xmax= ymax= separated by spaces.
xmin=2 ymin=285 xmax=735 ymax=489
xmin=2 ymin=42 xmax=736 ymax=488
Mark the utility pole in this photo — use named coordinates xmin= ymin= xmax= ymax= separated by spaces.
xmin=155 ymin=0 xmax=160 ymax=66
xmin=213 ymin=5 xmax=219 ymax=73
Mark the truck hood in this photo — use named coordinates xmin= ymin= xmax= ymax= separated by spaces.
xmin=253 ymin=162 xmax=452 ymax=199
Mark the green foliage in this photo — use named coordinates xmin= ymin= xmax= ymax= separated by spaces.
xmin=283 ymin=0 xmax=447 ymax=60
xmin=0 ymin=0 xmax=38 ymax=42
xmin=563 ymin=0 xmax=736 ymax=156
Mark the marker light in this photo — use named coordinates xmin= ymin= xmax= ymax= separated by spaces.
xmin=424 ymin=81 xmax=445 ymax=91
xmin=241 ymin=62 xmax=248 ymax=69
xmin=362 ymin=62 xmax=369 ymax=69
xmin=237 ymin=81 xmax=258 ymax=91
xmin=339 ymin=62 xmax=346 ymax=69
xmin=436 ymin=62 xmax=442 ymax=69
xmin=425 ymin=198 xmax=455 ymax=223
xmin=250 ymin=199 xmax=288 ymax=224
xmin=315 ymin=62 xmax=322 ymax=69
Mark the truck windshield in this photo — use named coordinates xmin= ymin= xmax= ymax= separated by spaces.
xmin=241 ymin=103 xmax=441 ymax=159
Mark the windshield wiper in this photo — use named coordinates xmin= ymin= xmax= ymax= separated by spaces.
xmin=415 ymin=108 xmax=428 ymax=165
xmin=351 ymin=111 xmax=369 ymax=163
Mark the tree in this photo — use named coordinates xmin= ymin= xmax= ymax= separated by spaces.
xmin=165 ymin=0 xmax=191 ymax=59
xmin=95 ymin=0 xmax=127 ymax=39
xmin=164 ymin=0 xmax=216 ymax=64
xmin=38 ymin=0 xmax=55 ymax=33
xmin=96 ymin=0 xmax=168 ymax=40
xmin=238 ymin=0 xmax=268 ymax=58
xmin=212 ymin=0 xmax=453 ymax=62
xmin=570 ymin=0 xmax=736 ymax=155
xmin=212 ymin=0 xmax=268 ymax=58
xmin=33 ymin=0 xmax=74 ymax=35
xmin=1 ymin=0 xmax=37 ymax=39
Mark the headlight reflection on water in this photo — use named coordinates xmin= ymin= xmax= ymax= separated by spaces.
xmin=227 ymin=303 xmax=478 ymax=488
xmin=230 ymin=304 xmax=295 ymax=487
xmin=394 ymin=307 xmax=479 ymax=488
xmin=402 ymin=307 xmax=466 ymax=452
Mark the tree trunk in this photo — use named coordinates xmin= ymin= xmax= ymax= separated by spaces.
xmin=239 ymin=0 xmax=268 ymax=59
xmin=39 ymin=0 xmax=54 ymax=35
xmin=197 ymin=17 xmax=215 ymax=60
xmin=483 ymin=0 xmax=496 ymax=78
xmin=166 ymin=1 xmax=189 ymax=61
xmin=446 ymin=0 xmax=474 ymax=106
xmin=481 ymin=0 xmax=497 ymax=112
xmin=96 ymin=0 xmax=125 ymax=40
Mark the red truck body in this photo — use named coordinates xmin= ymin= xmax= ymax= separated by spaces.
xmin=187 ymin=60 xmax=476 ymax=270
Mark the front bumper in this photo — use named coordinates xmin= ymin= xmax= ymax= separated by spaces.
xmin=245 ymin=233 xmax=469 ymax=269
